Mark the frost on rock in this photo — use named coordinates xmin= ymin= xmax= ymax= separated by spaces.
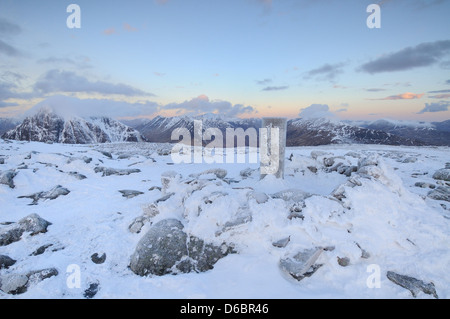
xmin=0 ymin=268 xmax=58 ymax=295
xmin=386 ymin=271 xmax=438 ymax=299
xmin=94 ymin=166 xmax=141 ymax=177
xmin=432 ymin=169 xmax=450 ymax=182
xmin=427 ymin=186 xmax=450 ymax=202
xmin=189 ymin=168 xmax=228 ymax=180
xmin=279 ymin=248 xmax=324 ymax=281
xmin=0 ymin=214 xmax=51 ymax=246
xmin=18 ymin=185 xmax=70 ymax=205
xmin=271 ymin=189 xmax=312 ymax=203
xmin=161 ymin=171 xmax=181 ymax=192
xmin=130 ymin=219 xmax=232 ymax=276
xmin=0 ymin=170 xmax=17 ymax=188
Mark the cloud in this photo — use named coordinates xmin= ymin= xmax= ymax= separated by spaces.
xmin=417 ymin=102 xmax=450 ymax=114
xmin=0 ymin=81 xmax=35 ymax=100
xmin=428 ymin=89 xmax=450 ymax=94
xmin=153 ymin=72 xmax=165 ymax=77
xmin=103 ymin=28 xmax=117 ymax=35
xmin=34 ymin=70 xmax=153 ymax=97
xmin=299 ymin=104 xmax=336 ymax=120
xmin=124 ymin=23 xmax=138 ymax=32
xmin=360 ymin=40 xmax=450 ymax=74
xmin=429 ymin=94 xmax=450 ymax=99
xmin=164 ymin=94 xmax=257 ymax=118
xmin=0 ymin=101 xmax=19 ymax=108
xmin=37 ymin=56 xmax=92 ymax=69
xmin=0 ymin=39 xmax=20 ymax=57
xmin=305 ymin=62 xmax=346 ymax=81
xmin=365 ymin=88 xmax=386 ymax=92
xmin=446 ymin=79 xmax=450 ymax=85
xmin=370 ymin=92 xmax=424 ymax=100
xmin=256 ymin=78 xmax=272 ymax=85
xmin=262 ymin=86 xmax=289 ymax=91
xmin=26 ymin=95 xmax=159 ymax=119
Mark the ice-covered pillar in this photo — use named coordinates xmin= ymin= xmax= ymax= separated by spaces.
xmin=260 ymin=117 xmax=287 ymax=180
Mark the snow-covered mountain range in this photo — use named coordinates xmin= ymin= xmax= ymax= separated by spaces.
xmin=1 ymin=108 xmax=145 ymax=144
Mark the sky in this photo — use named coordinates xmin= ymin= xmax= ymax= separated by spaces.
xmin=0 ymin=0 xmax=449 ymax=122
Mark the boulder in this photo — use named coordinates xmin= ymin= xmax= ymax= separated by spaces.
xmin=68 ymin=172 xmax=87 ymax=180
xmin=119 ymin=190 xmax=144 ymax=199
xmin=18 ymin=186 xmax=70 ymax=205
xmin=0 ymin=170 xmax=17 ymax=188
xmin=280 ymin=247 xmax=324 ymax=281
xmin=337 ymin=257 xmax=350 ymax=267
xmin=427 ymin=186 xmax=450 ymax=202
xmin=190 ymin=168 xmax=228 ymax=180
xmin=0 ymin=158 xmax=4 ymax=164
xmin=271 ymin=189 xmax=312 ymax=203
xmin=130 ymin=219 xmax=232 ymax=276
xmin=0 ymin=255 xmax=16 ymax=269
xmin=386 ymin=271 xmax=438 ymax=299
xmin=272 ymin=237 xmax=290 ymax=248
xmin=432 ymin=169 xmax=450 ymax=182
xmin=0 ymin=214 xmax=51 ymax=246
xmin=94 ymin=167 xmax=141 ymax=177
xmin=30 ymin=244 xmax=53 ymax=256
xmin=91 ymin=253 xmax=106 ymax=264
xmin=84 ymin=282 xmax=100 ymax=299
xmin=0 ymin=268 xmax=58 ymax=295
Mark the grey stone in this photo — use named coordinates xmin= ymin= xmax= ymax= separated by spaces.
xmin=432 ymin=169 xmax=450 ymax=182
xmin=84 ymin=282 xmax=99 ymax=299
xmin=155 ymin=192 xmax=175 ymax=203
xmin=323 ymin=157 xmax=335 ymax=167
xmin=26 ymin=268 xmax=58 ymax=286
xmin=130 ymin=219 xmax=232 ymax=276
xmin=82 ymin=156 xmax=92 ymax=164
xmin=337 ymin=165 xmax=357 ymax=177
xmin=0 ymin=255 xmax=16 ymax=269
xmin=240 ymin=168 xmax=257 ymax=178
xmin=307 ymin=166 xmax=318 ymax=173
xmin=68 ymin=172 xmax=87 ymax=180
xmin=310 ymin=151 xmax=329 ymax=160
xmin=190 ymin=168 xmax=228 ymax=180
xmin=91 ymin=253 xmax=106 ymax=264
xmin=94 ymin=167 xmax=141 ymax=177
xmin=402 ymin=157 xmax=417 ymax=163
xmin=337 ymin=256 xmax=350 ymax=267
xmin=280 ymin=248 xmax=324 ymax=281
xmin=272 ymin=237 xmax=290 ymax=248
xmin=0 ymin=170 xmax=17 ymax=188
xmin=386 ymin=271 xmax=438 ymax=299
xmin=358 ymin=155 xmax=379 ymax=169
xmin=0 ymin=158 xmax=4 ymax=164
xmin=31 ymin=244 xmax=53 ymax=256
xmin=99 ymin=151 xmax=112 ymax=159
xmin=271 ymin=189 xmax=312 ymax=203
xmin=0 ymin=274 xmax=29 ymax=295
xmin=161 ymin=171 xmax=179 ymax=191
xmin=18 ymin=213 xmax=52 ymax=235
xmin=248 ymin=191 xmax=269 ymax=204
xmin=149 ymin=186 xmax=162 ymax=192
xmin=415 ymin=182 xmax=435 ymax=189
xmin=427 ymin=186 xmax=450 ymax=202
xmin=17 ymin=164 xmax=28 ymax=170
xmin=18 ymin=185 xmax=70 ymax=205
xmin=119 ymin=190 xmax=144 ymax=199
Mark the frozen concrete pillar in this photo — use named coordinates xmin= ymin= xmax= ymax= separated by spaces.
xmin=260 ymin=117 xmax=287 ymax=180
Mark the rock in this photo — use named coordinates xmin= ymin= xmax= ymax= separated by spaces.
xmin=0 ymin=268 xmax=58 ymax=295
xmin=91 ymin=253 xmax=106 ymax=264
xmin=0 ymin=170 xmax=17 ymax=188
xmin=415 ymin=182 xmax=435 ymax=189
xmin=271 ymin=189 xmax=312 ymax=203
xmin=99 ymin=151 xmax=112 ymax=159
xmin=358 ymin=155 xmax=379 ymax=169
xmin=357 ymin=165 xmax=383 ymax=179
xmin=130 ymin=219 xmax=232 ymax=276
xmin=31 ymin=244 xmax=53 ymax=256
xmin=386 ymin=271 xmax=438 ymax=299
xmin=432 ymin=169 xmax=450 ymax=182
xmin=240 ymin=168 xmax=256 ymax=178
xmin=402 ymin=157 xmax=417 ymax=163
xmin=161 ymin=171 xmax=179 ymax=191
xmin=248 ymin=191 xmax=269 ymax=204
xmin=0 ymin=214 xmax=51 ymax=246
xmin=323 ymin=157 xmax=335 ymax=167
xmin=307 ymin=166 xmax=318 ymax=173
xmin=337 ymin=165 xmax=357 ymax=177
xmin=18 ymin=185 xmax=70 ymax=205
xmin=0 ymin=274 xmax=29 ymax=295
xmin=94 ymin=167 xmax=141 ymax=177
xmin=0 ymin=255 xmax=16 ymax=269
xmin=119 ymin=190 xmax=144 ymax=199
xmin=68 ymin=172 xmax=87 ymax=180
xmin=272 ymin=237 xmax=290 ymax=248
xmin=280 ymin=248 xmax=324 ymax=281
xmin=337 ymin=257 xmax=350 ymax=267
xmin=84 ymin=282 xmax=100 ymax=299
xmin=149 ymin=186 xmax=162 ymax=192
xmin=82 ymin=156 xmax=92 ymax=164
xmin=356 ymin=243 xmax=370 ymax=259
xmin=345 ymin=151 xmax=360 ymax=158
xmin=0 ymin=158 xmax=4 ymax=164
xmin=17 ymin=164 xmax=28 ymax=170
xmin=190 ymin=168 xmax=228 ymax=180
xmin=155 ymin=193 xmax=175 ymax=203
xmin=427 ymin=186 xmax=450 ymax=202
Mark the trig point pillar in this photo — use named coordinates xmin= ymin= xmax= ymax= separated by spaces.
xmin=260 ymin=117 xmax=287 ymax=180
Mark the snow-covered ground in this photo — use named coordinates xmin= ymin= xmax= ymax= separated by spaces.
xmin=0 ymin=140 xmax=449 ymax=299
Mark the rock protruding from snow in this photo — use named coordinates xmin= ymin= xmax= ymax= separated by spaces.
xmin=94 ymin=166 xmax=141 ymax=177
xmin=279 ymin=248 xmax=324 ymax=281
xmin=0 ymin=255 xmax=16 ymax=269
xmin=432 ymin=169 xmax=450 ymax=182
xmin=271 ymin=189 xmax=312 ymax=203
xmin=119 ymin=190 xmax=144 ymax=199
xmin=189 ymin=168 xmax=228 ymax=180
xmin=0 ymin=268 xmax=58 ymax=295
xmin=18 ymin=185 xmax=70 ymax=205
xmin=0 ymin=170 xmax=17 ymax=188
xmin=91 ymin=253 xmax=106 ymax=264
xmin=0 ymin=214 xmax=51 ymax=246
xmin=386 ymin=271 xmax=438 ymax=299
xmin=427 ymin=186 xmax=450 ymax=202
xmin=130 ymin=219 xmax=232 ymax=276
